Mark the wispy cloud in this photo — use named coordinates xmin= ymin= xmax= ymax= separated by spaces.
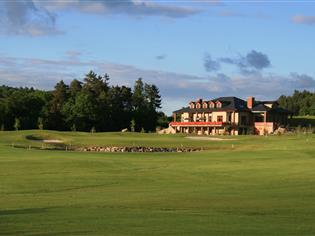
xmin=156 ymin=54 xmax=167 ymax=60
xmin=204 ymin=53 xmax=220 ymax=72
xmin=290 ymin=73 xmax=315 ymax=88
xmin=218 ymin=10 xmax=246 ymax=17
xmin=0 ymin=0 xmax=62 ymax=36
xmin=204 ymin=50 xmax=271 ymax=75
xmin=217 ymin=10 xmax=268 ymax=19
xmin=292 ymin=15 xmax=315 ymax=25
xmin=220 ymin=50 xmax=271 ymax=74
xmin=65 ymin=50 xmax=83 ymax=60
xmin=244 ymin=50 xmax=270 ymax=70
xmin=0 ymin=53 xmax=314 ymax=114
xmin=40 ymin=0 xmax=200 ymax=18
xmin=0 ymin=0 xmax=201 ymax=36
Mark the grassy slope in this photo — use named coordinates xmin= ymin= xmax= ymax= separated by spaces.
xmin=0 ymin=131 xmax=315 ymax=235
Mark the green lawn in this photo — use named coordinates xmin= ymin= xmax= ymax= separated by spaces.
xmin=1 ymin=131 xmax=315 ymax=235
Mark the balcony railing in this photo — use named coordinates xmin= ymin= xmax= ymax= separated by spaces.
xmin=170 ymin=121 xmax=225 ymax=126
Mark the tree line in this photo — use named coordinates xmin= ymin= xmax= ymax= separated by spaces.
xmin=278 ymin=90 xmax=315 ymax=116
xmin=0 ymin=71 xmax=167 ymax=132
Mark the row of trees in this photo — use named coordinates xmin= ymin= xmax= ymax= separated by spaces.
xmin=0 ymin=71 xmax=166 ymax=132
xmin=278 ymin=90 xmax=315 ymax=116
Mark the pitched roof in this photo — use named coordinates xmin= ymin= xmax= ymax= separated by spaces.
xmin=250 ymin=103 xmax=292 ymax=114
xmin=173 ymin=96 xmax=250 ymax=113
xmin=213 ymin=96 xmax=249 ymax=111
xmin=173 ymin=96 xmax=292 ymax=114
xmin=252 ymin=103 xmax=269 ymax=112
xmin=259 ymin=100 xmax=279 ymax=104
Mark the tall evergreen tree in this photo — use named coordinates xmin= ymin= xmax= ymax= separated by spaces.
xmin=69 ymin=79 xmax=82 ymax=97
xmin=144 ymin=83 xmax=162 ymax=131
xmin=132 ymin=78 xmax=146 ymax=131
xmin=47 ymin=80 xmax=68 ymax=130
xmin=108 ymin=85 xmax=132 ymax=131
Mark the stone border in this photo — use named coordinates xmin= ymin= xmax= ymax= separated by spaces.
xmin=77 ymin=146 xmax=202 ymax=153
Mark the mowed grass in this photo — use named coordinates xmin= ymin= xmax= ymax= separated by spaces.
xmin=0 ymin=131 xmax=315 ymax=235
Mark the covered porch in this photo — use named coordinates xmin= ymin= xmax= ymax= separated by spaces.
xmin=169 ymin=122 xmax=237 ymax=135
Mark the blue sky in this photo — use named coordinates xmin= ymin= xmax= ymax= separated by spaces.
xmin=0 ymin=0 xmax=315 ymax=114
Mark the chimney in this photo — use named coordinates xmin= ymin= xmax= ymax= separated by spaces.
xmin=247 ymin=96 xmax=255 ymax=109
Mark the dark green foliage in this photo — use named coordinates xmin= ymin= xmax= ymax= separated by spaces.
xmin=0 ymin=71 xmax=162 ymax=132
xmin=69 ymin=79 xmax=82 ymax=97
xmin=156 ymin=112 xmax=172 ymax=128
xmin=46 ymin=80 xmax=69 ymax=130
xmin=132 ymin=78 xmax=162 ymax=132
xmin=278 ymin=90 xmax=315 ymax=116
xmin=0 ymin=86 xmax=49 ymax=130
xmin=289 ymin=116 xmax=315 ymax=128
xmin=132 ymin=78 xmax=146 ymax=132
xmin=108 ymin=86 xmax=133 ymax=131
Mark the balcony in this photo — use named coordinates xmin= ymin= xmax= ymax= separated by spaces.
xmin=170 ymin=121 xmax=225 ymax=127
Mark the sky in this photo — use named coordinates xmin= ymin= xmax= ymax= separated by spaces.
xmin=0 ymin=0 xmax=315 ymax=114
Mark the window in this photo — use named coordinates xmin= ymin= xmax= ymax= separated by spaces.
xmin=196 ymin=103 xmax=201 ymax=109
xmin=217 ymin=116 xmax=223 ymax=122
xmin=209 ymin=102 xmax=215 ymax=108
xmin=190 ymin=103 xmax=195 ymax=109
xmin=203 ymin=103 xmax=208 ymax=109
xmin=216 ymin=101 xmax=222 ymax=108
xmin=228 ymin=113 xmax=232 ymax=122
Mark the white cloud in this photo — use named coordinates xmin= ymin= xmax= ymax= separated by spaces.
xmin=0 ymin=0 xmax=200 ymax=36
xmin=0 ymin=54 xmax=314 ymax=114
xmin=0 ymin=0 xmax=62 ymax=36
xmin=39 ymin=0 xmax=200 ymax=18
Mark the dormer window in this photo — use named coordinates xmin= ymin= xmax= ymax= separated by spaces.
xmin=190 ymin=102 xmax=195 ymax=109
xmin=209 ymin=101 xmax=215 ymax=108
xmin=202 ymin=102 xmax=208 ymax=109
xmin=196 ymin=103 xmax=201 ymax=109
xmin=216 ymin=101 xmax=222 ymax=108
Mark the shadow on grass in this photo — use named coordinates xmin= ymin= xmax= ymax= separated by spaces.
xmin=0 ymin=207 xmax=93 ymax=236
xmin=25 ymin=134 xmax=44 ymax=141
xmin=0 ymin=207 xmax=55 ymax=216
xmin=11 ymin=143 xmax=71 ymax=151
xmin=25 ymin=231 xmax=93 ymax=236
xmin=2 ymin=230 xmax=92 ymax=236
